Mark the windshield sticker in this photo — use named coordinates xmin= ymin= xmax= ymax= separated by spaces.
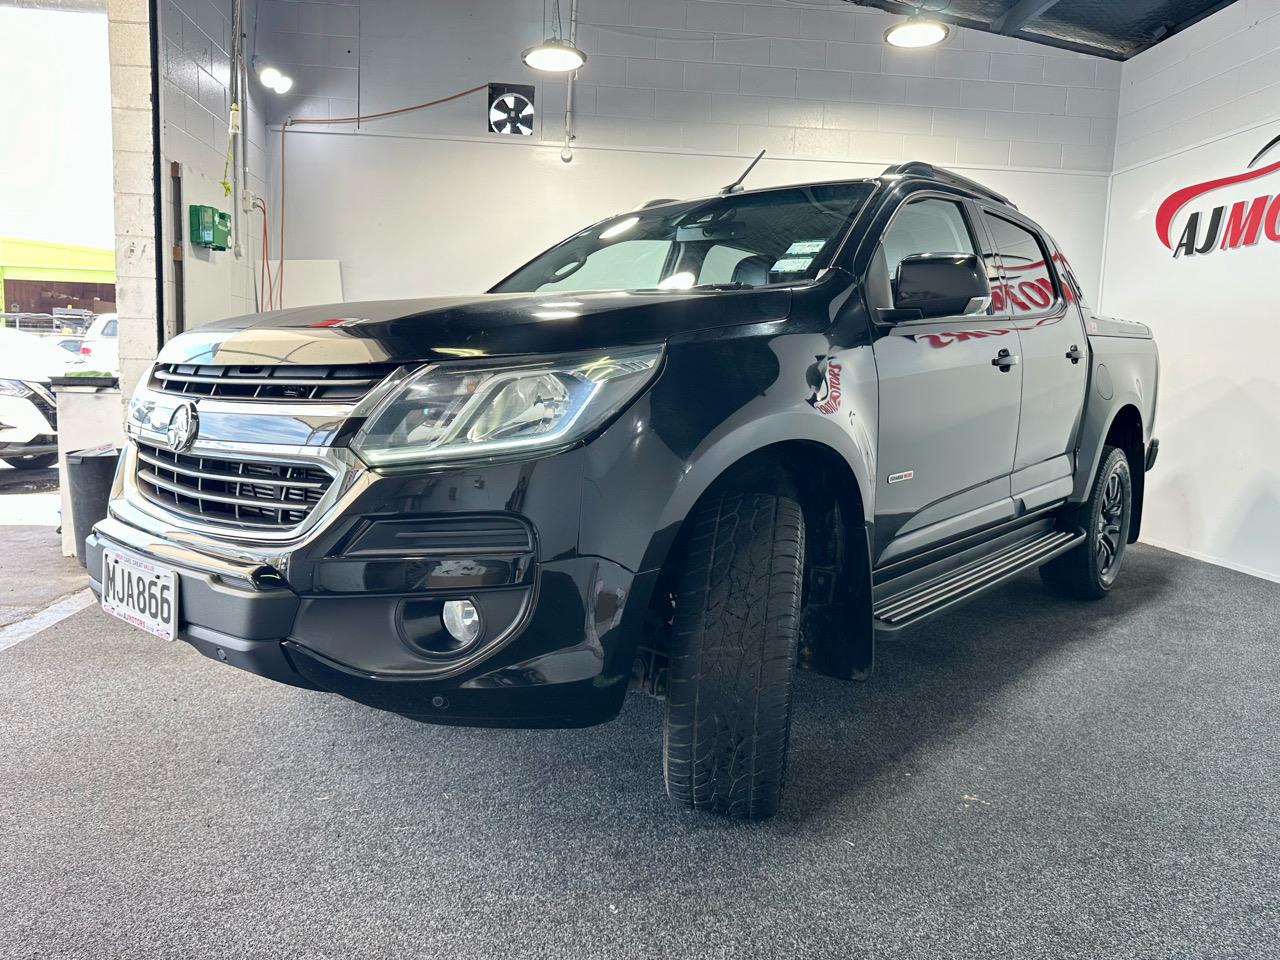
xmin=772 ymin=256 xmax=813 ymax=273
xmin=785 ymin=239 xmax=826 ymax=256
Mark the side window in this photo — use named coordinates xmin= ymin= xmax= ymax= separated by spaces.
xmin=880 ymin=198 xmax=978 ymax=279
xmin=536 ymin=240 xmax=671 ymax=292
xmin=983 ymin=214 xmax=1058 ymax=316
xmin=103 ymin=319 xmax=118 ymax=337
xmin=877 ymin=198 xmax=988 ymax=315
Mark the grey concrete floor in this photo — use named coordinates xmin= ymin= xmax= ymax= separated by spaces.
xmin=0 ymin=463 xmax=82 ymax=627
xmin=1 ymin=544 xmax=1277 ymax=960
xmin=0 ymin=525 xmax=84 ymax=628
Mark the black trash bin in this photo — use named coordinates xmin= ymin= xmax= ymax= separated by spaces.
xmin=66 ymin=446 xmax=121 ymax=568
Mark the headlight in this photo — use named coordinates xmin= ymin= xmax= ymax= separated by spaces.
xmin=351 ymin=345 xmax=662 ymax=467
xmin=0 ymin=380 xmax=32 ymax=398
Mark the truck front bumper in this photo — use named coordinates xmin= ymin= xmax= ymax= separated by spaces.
xmin=87 ymin=513 xmax=654 ymax=728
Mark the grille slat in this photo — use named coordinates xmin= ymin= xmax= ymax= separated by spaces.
xmin=149 ymin=363 xmax=396 ymax=402
xmin=135 ymin=448 xmax=326 ymax=489
xmin=135 ymin=441 xmax=333 ymax=530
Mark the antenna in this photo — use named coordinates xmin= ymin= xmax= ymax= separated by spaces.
xmin=719 ymin=149 xmax=766 ymax=196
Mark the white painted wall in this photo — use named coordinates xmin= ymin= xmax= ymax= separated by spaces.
xmin=1101 ymin=0 xmax=1280 ymax=582
xmin=1114 ymin=0 xmax=1280 ymax=170
xmin=0 ymin=8 xmax=114 ymax=247
xmin=260 ymin=0 xmax=1117 ymax=300
xmin=276 ymin=128 xmax=1111 ymax=303
xmin=158 ymin=0 xmax=271 ymax=326
xmin=257 ymin=0 xmax=1121 ymax=171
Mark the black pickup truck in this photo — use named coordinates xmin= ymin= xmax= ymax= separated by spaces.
xmin=89 ymin=162 xmax=1159 ymax=820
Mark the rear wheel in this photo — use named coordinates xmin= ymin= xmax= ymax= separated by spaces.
xmin=662 ymin=492 xmax=804 ymax=820
xmin=2 ymin=453 xmax=56 ymax=470
xmin=1040 ymin=446 xmax=1132 ymax=599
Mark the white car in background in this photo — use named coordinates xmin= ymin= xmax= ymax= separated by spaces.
xmin=0 ymin=328 xmax=85 ymax=470
xmin=78 ymin=312 xmax=119 ymax=373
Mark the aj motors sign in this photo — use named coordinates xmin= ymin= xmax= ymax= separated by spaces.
xmin=1157 ymin=132 xmax=1280 ymax=257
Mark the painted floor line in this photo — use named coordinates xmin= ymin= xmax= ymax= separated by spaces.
xmin=0 ymin=589 xmax=95 ymax=652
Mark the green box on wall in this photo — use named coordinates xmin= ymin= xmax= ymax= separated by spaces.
xmin=189 ymin=205 xmax=231 ymax=251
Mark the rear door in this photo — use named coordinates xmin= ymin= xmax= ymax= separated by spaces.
xmin=868 ymin=195 xmax=1023 ymax=567
xmin=980 ymin=210 xmax=1087 ymax=508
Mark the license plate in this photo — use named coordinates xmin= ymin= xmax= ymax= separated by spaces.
xmin=100 ymin=548 xmax=179 ymax=641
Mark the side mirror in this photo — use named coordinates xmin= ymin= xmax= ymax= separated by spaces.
xmin=893 ymin=253 xmax=990 ymax=320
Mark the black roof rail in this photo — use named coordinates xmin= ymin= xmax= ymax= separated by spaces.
xmin=881 ymin=161 xmax=1017 ymax=210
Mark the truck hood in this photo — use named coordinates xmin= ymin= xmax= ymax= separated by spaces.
xmin=158 ymin=290 xmax=792 ymax=367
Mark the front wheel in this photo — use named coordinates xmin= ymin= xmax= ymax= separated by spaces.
xmin=1040 ymin=445 xmax=1132 ymax=599
xmin=662 ymin=493 xmax=805 ymax=820
xmin=2 ymin=453 xmax=56 ymax=470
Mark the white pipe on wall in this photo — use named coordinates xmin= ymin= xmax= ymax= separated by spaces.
xmin=561 ymin=0 xmax=578 ymax=163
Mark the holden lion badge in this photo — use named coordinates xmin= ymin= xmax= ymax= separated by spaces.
xmin=165 ymin=402 xmax=199 ymax=453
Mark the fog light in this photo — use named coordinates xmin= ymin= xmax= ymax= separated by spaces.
xmin=442 ymin=600 xmax=482 ymax=647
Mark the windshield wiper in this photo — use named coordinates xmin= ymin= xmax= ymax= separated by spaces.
xmin=634 ymin=281 xmax=757 ymax=293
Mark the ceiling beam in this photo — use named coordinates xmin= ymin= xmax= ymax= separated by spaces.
xmin=991 ymin=0 xmax=1063 ymax=35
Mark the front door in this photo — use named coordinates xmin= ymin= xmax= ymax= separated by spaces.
xmin=868 ymin=196 xmax=1024 ymax=567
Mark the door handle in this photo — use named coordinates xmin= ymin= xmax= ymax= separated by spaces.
xmin=1065 ymin=344 xmax=1085 ymax=364
xmin=991 ymin=348 xmax=1019 ymax=371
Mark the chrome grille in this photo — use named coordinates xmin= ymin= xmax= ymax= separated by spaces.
xmin=135 ymin=442 xmax=333 ymax=529
xmin=150 ymin=363 xmax=397 ymax=401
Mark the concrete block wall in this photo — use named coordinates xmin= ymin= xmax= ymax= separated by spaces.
xmin=158 ymin=0 xmax=270 ymax=326
xmin=256 ymin=0 xmax=1121 ymax=173
xmin=107 ymin=0 xmax=161 ymax=396
xmin=254 ymin=0 xmax=358 ymax=125
xmin=1114 ymin=0 xmax=1280 ymax=169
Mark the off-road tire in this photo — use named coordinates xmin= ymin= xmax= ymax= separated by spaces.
xmin=662 ymin=493 xmax=804 ymax=820
xmin=2 ymin=453 xmax=56 ymax=470
xmin=1040 ymin=445 xmax=1132 ymax=600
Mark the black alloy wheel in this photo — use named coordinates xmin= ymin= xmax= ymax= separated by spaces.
xmin=1096 ymin=464 xmax=1128 ymax=584
xmin=1040 ymin=446 xmax=1132 ymax=600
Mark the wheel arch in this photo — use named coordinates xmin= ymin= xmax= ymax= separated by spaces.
xmin=639 ymin=418 xmax=876 ymax=681
xmin=1103 ymin=403 xmax=1146 ymax=543
xmin=1074 ymin=399 xmax=1146 ymax=543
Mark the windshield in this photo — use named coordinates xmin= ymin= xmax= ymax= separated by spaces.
xmin=491 ymin=182 xmax=875 ymax=294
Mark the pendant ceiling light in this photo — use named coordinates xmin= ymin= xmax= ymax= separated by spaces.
xmin=884 ymin=1 xmax=951 ymax=49
xmin=522 ymin=1 xmax=587 ymax=73
xmin=522 ymin=37 xmax=587 ymax=73
xmin=885 ymin=17 xmax=949 ymax=47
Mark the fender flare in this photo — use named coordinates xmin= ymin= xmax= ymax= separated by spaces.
xmin=1072 ymin=390 xmax=1145 ymax=502
xmin=639 ymin=409 xmax=875 ymax=574
xmin=630 ymin=409 xmax=877 ymax=680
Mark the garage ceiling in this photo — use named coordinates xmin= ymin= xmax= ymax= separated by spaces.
xmin=847 ymin=0 xmax=1242 ymax=59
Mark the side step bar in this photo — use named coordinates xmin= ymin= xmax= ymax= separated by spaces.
xmin=874 ymin=529 xmax=1084 ymax=631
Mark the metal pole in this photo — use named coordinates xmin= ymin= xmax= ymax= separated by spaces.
xmin=562 ymin=0 xmax=579 ymax=162
xmin=234 ymin=0 xmax=250 ymax=257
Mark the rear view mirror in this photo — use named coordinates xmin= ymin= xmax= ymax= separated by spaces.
xmin=893 ymin=253 xmax=990 ymax=320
